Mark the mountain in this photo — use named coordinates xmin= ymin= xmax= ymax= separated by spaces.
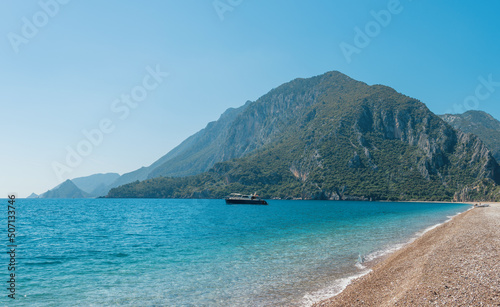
xmin=107 ymin=102 xmax=251 ymax=189
xmin=107 ymin=71 xmax=500 ymax=202
xmin=50 ymin=85 xmax=303 ymax=195
xmin=71 ymin=173 xmax=120 ymax=196
xmin=40 ymin=179 xmax=90 ymax=199
xmin=43 ymin=99 xmax=255 ymax=197
xmin=26 ymin=193 xmax=38 ymax=199
xmin=42 ymin=172 xmax=120 ymax=198
xmin=440 ymin=111 xmax=500 ymax=162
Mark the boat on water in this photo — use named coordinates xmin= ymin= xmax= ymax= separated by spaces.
xmin=225 ymin=193 xmax=268 ymax=205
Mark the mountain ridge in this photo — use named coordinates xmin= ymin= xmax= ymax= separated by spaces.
xmin=105 ymin=101 xmax=252 ymax=190
xmin=107 ymin=71 xmax=500 ymax=202
xmin=72 ymin=173 xmax=120 ymax=196
xmin=101 ymin=72 xmax=375 ymax=192
xmin=440 ymin=110 xmax=500 ymax=162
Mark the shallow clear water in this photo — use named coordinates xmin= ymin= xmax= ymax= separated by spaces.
xmin=5 ymin=199 xmax=470 ymax=306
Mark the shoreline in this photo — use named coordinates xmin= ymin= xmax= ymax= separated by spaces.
xmin=313 ymin=202 xmax=500 ymax=306
xmin=303 ymin=203 xmax=473 ymax=306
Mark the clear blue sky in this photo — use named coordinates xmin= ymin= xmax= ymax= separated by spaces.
xmin=2 ymin=0 xmax=500 ymax=197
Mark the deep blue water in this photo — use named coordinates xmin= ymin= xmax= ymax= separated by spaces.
xmin=2 ymin=199 xmax=470 ymax=306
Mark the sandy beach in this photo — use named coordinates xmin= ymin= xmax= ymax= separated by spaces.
xmin=314 ymin=203 xmax=500 ymax=306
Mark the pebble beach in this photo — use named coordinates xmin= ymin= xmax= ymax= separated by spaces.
xmin=314 ymin=203 xmax=500 ymax=306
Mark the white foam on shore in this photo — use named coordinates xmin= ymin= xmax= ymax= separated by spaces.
xmin=363 ymin=242 xmax=407 ymax=263
xmin=415 ymin=211 xmax=462 ymax=237
xmin=354 ymin=262 xmax=366 ymax=270
xmin=365 ymin=206 xmax=473 ymax=263
xmin=301 ymin=206 xmax=473 ymax=306
xmin=301 ymin=269 xmax=371 ymax=307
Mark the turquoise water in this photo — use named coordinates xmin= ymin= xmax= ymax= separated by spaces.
xmin=5 ymin=199 xmax=469 ymax=306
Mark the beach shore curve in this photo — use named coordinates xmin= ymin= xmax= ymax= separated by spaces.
xmin=314 ymin=203 xmax=500 ymax=306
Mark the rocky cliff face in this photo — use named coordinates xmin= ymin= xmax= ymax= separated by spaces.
xmin=357 ymin=100 xmax=499 ymax=180
xmin=440 ymin=110 xmax=500 ymax=162
xmin=351 ymin=101 xmax=500 ymax=201
xmin=220 ymin=77 xmax=322 ymax=159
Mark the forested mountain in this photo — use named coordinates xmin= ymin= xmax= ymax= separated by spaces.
xmin=107 ymin=71 xmax=500 ymax=201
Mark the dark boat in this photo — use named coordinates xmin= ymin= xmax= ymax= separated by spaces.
xmin=225 ymin=193 xmax=268 ymax=205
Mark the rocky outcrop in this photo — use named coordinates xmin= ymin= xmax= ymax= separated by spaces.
xmin=440 ymin=110 xmax=500 ymax=162
xmin=348 ymin=152 xmax=363 ymax=168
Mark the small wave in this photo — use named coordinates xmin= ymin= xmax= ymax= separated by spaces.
xmin=355 ymin=254 xmax=366 ymax=269
xmin=415 ymin=223 xmax=442 ymax=237
xmin=363 ymin=242 xmax=407 ymax=263
xmin=354 ymin=262 xmax=366 ymax=270
xmin=365 ymin=206 xmax=473 ymax=263
xmin=301 ymin=269 xmax=371 ymax=307
xmin=415 ymin=206 xmax=472 ymax=237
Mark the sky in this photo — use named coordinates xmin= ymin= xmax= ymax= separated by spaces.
xmin=1 ymin=0 xmax=500 ymax=197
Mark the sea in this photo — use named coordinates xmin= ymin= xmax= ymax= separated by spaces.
xmin=3 ymin=199 xmax=470 ymax=306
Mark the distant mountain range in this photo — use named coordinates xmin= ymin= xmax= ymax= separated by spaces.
xmin=105 ymin=71 xmax=500 ymax=202
xmin=37 ymin=100 xmax=259 ymax=199
xmin=38 ymin=173 xmax=119 ymax=198
xmin=71 ymin=173 xmax=120 ymax=196
xmin=40 ymin=179 xmax=90 ymax=199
